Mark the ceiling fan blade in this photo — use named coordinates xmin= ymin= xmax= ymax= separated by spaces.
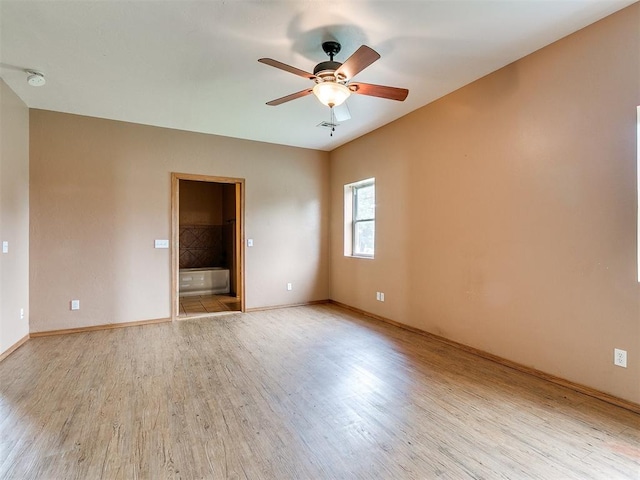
xmin=334 ymin=45 xmax=380 ymax=80
xmin=333 ymin=102 xmax=351 ymax=122
xmin=266 ymin=88 xmax=314 ymax=106
xmin=348 ymin=82 xmax=409 ymax=101
xmin=258 ymin=58 xmax=316 ymax=80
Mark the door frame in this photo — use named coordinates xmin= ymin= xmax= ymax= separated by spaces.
xmin=171 ymin=172 xmax=245 ymax=320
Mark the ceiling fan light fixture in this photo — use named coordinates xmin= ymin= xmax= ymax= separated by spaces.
xmin=312 ymin=82 xmax=350 ymax=108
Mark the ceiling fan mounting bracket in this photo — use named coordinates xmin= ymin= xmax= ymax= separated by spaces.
xmin=321 ymin=41 xmax=341 ymax=60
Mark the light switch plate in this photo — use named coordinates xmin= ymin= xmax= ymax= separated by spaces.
xmin=155 ymin=239 xmax=169 ymax=249
xmin=70 ymin=300 xmax=80 ymax=310
xmin=247 ymin=239 xmax=254 ymax=247
xmin=2 ymin=241 xmax=7 ymax=254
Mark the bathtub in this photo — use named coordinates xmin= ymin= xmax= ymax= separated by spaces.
xmin=179 ymin=267 xmax=230 ymax=296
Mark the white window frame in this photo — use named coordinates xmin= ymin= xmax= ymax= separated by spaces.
xmin=344 ymin=178 xmax=375 ymax=258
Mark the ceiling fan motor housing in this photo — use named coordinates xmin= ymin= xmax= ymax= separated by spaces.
xmin=313 ymin=60 xmax=343 ymax=79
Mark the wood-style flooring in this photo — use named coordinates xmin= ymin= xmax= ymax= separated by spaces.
xmin=1 ymin=304 xmax=638 ymax=479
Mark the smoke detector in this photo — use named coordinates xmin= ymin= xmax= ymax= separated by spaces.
xmin=26 ymin=71 xmax=46 ymax=87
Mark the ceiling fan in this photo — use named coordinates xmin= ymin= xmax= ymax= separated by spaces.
xmin=258 ymin=41 xmax=409 ymax=110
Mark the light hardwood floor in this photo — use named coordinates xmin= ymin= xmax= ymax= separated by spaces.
xmin=1 ymin=304 xmax=638 ymax=479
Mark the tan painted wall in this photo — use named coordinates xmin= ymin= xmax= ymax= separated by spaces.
xmin=0 ymin=79 xmax=30 ymax=354
xmin=330 ymin=5 xmax=640 ymax=403
xmin=30 ymin=111 xmax=330 ymax=331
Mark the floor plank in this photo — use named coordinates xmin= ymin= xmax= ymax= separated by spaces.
xmin=1 ymin=304 xmax=638 ymax=479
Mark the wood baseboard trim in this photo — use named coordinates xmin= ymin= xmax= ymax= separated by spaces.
xmin=30 ymin=317 xmax=171 ymax=338
xmin=246 ymin=299 xmax=330 ymax=313
xmin=329 ymin=300 xmax=640 ymax=415
xmin=0 ymin=334 xmax=30 ymax=362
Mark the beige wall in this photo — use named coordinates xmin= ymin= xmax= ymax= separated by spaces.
xmin=330 ymin=5 xmax=640 ymax=403
xmin=0 ymin=79 xmax=30 ymax=354
xmin=30 ymin=111 xmax=330 ymax=331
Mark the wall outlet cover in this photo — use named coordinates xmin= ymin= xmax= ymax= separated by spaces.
xmin=614 ymin=348 xmax=627 ymax=368
xmin=71 ymin=300 xmax=80 ymax=310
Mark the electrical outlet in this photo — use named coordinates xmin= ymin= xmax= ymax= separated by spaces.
xmin=376 ymin=292 xmax=381 ymax=301
xmin=614 ymin=348 xmax=627 ymax=368
xmin=20 ymin=308 xmax=24 ymax=320
xmin=70 ymin=300 xmax=80 ymax=311
xmin=287 ymin=283 xmax=292 ymax=291
xmin=380 ymin=292 xmax=385 ymax=302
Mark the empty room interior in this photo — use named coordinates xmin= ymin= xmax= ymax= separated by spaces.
xmin=1 ymin=1 xmax=639 ymax=478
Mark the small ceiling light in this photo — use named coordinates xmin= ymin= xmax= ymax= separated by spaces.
xmin=26 ymin=71 xmax=46 ymax=87
xmin=312 ymin=82 xmax=350 ymax=108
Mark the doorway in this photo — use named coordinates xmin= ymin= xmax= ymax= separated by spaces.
xmin=171 ymin=173 xmax=244 ymax=319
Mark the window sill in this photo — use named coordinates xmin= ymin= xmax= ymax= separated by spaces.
xmin=346 ymin=255 xmax=375 ymax=260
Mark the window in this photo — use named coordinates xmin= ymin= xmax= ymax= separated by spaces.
xmin=353 ymin=181 xmax=375 ymax=256
xmin=344 ymin=178 xmax=375 ymax=258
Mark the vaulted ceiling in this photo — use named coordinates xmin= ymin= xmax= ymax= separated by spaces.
xmin=0 ymin=1 xmax=635 ymax=151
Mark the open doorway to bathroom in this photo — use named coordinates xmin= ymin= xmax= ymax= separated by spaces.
xmin=171 ymin=173 xmax=244 ymax=319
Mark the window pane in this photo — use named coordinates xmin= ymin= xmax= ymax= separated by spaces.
xmin=354 ymin=220 xmax=375 ymax=256
xmin=355 ymin=184 xmax=375 ymax=221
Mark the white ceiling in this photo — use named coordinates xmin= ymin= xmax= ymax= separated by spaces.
xmin=0 ymin=1 xmax=635 ymax=152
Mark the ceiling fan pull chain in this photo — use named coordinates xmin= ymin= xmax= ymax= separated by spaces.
xmin=330 ymin=107 xmax=335 ymax=137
